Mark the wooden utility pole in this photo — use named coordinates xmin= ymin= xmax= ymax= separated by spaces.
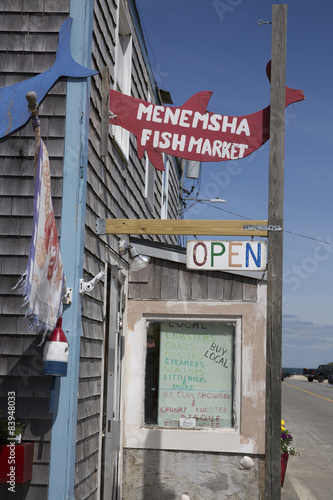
xmin=265 ymin=4 xmax=287 ymax=499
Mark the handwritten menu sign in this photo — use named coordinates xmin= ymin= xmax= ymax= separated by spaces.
xmin=158 ymin=321 xmax=234 ymax=428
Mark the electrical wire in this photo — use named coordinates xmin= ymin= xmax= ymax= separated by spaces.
xmin=284 ymin=230 xmax=333 ymax=246
xmin=198 ymin=201 xmax=250 ymax=220
xmin=183 ymin=200 xmax=333 ymax=246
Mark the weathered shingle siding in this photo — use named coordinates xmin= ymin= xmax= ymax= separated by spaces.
xmin=128 ymin=258 xmax=259 ymax=302
xmin=0 ymin=3 xmax=70 ymax=499
xmin=1 ymin=1 xmax=182 ymax=498
xmin=88 ymin=0 xmax=180 ymax=242
xmin=74 ymin=2 xmax=180 ymax=497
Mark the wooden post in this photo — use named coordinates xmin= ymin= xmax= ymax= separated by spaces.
xmin=26 ymin=91 xmax=40 ymax=180
xmin=265 ymin=4 xmax=287 ymax=499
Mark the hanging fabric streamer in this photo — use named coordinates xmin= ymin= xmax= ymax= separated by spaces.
xmin=18 ymin=92 xmax=65 ymax=337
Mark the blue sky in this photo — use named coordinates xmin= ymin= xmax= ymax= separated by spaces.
xmin=136 ymin=0 xmax=333 ymax=368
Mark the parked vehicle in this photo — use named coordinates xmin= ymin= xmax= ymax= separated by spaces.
xmin=306 ymin=364 xmax=333 ymax=382
xmin=303 ymin=367 xmax=315 ymax=378
xmin=328 ymin=374 xmax=333 ymax=385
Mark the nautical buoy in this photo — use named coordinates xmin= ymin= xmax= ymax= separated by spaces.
xmin=42 ymin=318 xmax=68 ymax=376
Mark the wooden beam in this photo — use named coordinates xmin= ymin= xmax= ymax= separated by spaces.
xmin=265 ymin=4 xmax=287 ymax=499
xmin=103 ymin=219 xmax=269 ymax=236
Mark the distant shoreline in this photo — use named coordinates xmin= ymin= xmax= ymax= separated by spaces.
xmin=282 ymin=367 xmax=304 ymax=375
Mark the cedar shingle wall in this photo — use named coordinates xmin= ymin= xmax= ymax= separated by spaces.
xmin=129 ymin=258 xmax=258 ymax=302
xmin=0 ymin=4 xmax=70 ymax=499
xmin=75 ymin=1 xmax=181 ymax=496
xmin=1 ymin=1 xmax=183 ymax=498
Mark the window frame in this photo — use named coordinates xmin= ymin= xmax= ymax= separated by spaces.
xmin=144 ymin=319 xmax=239 ymax=430
xmin=112 ymin=1 xmax=133 ymax=161
xmin=143 ymin=91 xmax=155 ymax=214
xmin=124 ymin=289 xmax=267 ymax=455
xmin=124 ymin=313 xmax=244 ymax=453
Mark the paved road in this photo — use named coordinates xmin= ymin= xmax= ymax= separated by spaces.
xmin=281 ymin=376 xmax=333 ymax=499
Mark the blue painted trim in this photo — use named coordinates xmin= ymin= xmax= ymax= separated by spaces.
xmin=48 ymin=2 xmax=95 ymax=499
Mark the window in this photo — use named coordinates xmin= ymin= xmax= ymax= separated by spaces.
xmin=124 ymin=300 xmax=265 ymax=454
xmin=145 ymin=320 xmax=235 ymax=429
xmin=160 ymin=157 xmax=169 ymax=219
xmin=113 ymin=2 xmax=132 ymax=159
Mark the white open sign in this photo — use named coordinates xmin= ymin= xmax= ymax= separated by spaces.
xmin=186 ymin=240 xmax=267 ymax=271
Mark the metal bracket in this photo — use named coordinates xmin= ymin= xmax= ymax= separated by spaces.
xmin=257 ymin=19 xmax=272 ymax=26
xmin=80 ymin=271 xmax=105 ymax=294
xmin=96 ymin=218 xmax=106 ymax=235
xmin=109 ymin=110 xmax=117 ymax=119
xmin=62 ymin=287 xmax=73 ymax=305
xmin=243 ymin=224 xmax=282 ymax=231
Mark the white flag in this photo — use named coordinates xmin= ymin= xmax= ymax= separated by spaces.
xmin=19 ymin=117 xmax=65 ymax=332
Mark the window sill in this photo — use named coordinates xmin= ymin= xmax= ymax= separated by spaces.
xmin=123 ymin=426 xmax=261 ymax=454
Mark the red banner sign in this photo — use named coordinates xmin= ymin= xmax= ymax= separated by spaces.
xmin=109 ymin=63 xmax=304 ymax=171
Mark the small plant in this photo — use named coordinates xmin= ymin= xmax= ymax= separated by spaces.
xmin=281 ymin=420 xmax=299 ymax=455
xmin=0 ymin=411 xmax=24 ymax=445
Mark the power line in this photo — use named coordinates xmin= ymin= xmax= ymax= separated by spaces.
xmin=185 ymin=201 xmax=333 ymax=246
xmin=188 ymin=200 xmax=251 ymax=220
xmin=284 ymin=230 xmax=333 ymax=246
